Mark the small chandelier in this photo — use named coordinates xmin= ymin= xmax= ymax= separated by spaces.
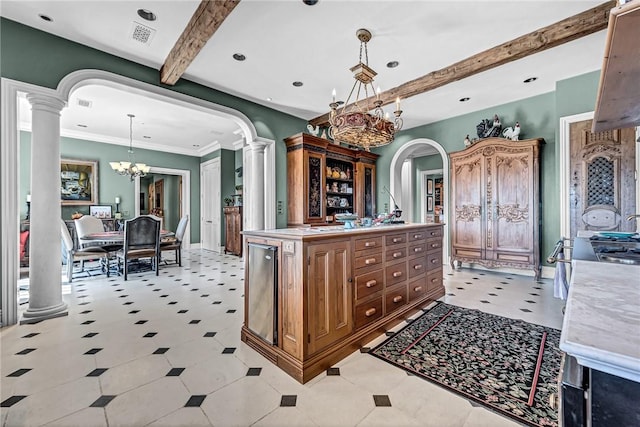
xmin=328 ymin=28 xmax=403 ymax=152
xmin=110 ymin=114 xmax=150 ymax=181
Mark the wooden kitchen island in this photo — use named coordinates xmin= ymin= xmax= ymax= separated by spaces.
xmin=241 ymin=223 xmax=445 ymax=383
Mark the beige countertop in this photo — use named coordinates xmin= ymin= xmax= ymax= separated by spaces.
xmin=243 ymin=223 xmax=443 ymax=240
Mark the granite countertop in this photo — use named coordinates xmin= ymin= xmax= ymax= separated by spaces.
xmin=243 ymin=222 xmax=443 ymax=240
xmin=560 ymin=260 xmax=640 ymax=382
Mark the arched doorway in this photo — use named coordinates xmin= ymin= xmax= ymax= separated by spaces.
xmin=389 ymin=138 xmax=450 ymax=262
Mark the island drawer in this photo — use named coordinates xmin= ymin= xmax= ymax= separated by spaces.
xmin=386 ymin=247 xmax=407 ymax=262
xmin=408 ymin=231 xmax=426 ymax=243
xmin=385 ymin=233 xmax=407 ymax=246
xmin=355 ymin=236 xmax=383 ymax=251
xmin=408 ymin=242 xmax=427 ymax=258
xmin=408 ymin=277 xmax=428 ymax=302
xmin=427 ymin=251 xmax=443 ymax=270
xmin=408 ymin=256 xmax=427 ymax=278
xmin=426 ymin=269 xmax=443 ymax=292
xmin=426 ymin=239 xmax=443 ymax=252
xmin=385 ymin=260 xmax=407 ymax=287
xmin=355 ymin=252 xmax=383 ymax=271
xmin=425 ymin=227 xmax=443 ymax=239
xmin=355 ymin=269 xmax=384 ymax=301
xmin=385 ymin=283 xmax=408 ymax=315
xmin=355 ymin=297 xmax=383 ymax=329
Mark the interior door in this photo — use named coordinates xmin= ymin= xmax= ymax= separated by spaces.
xmin=201 ymin=159 xmax=221 ymax=252
xmin=569 ymin=120 xmax=636 ymax=238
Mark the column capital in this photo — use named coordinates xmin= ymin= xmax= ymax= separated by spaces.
xmin=248 ymin=137 xmax=272 ymax=152
xmin=26 ymin=93 xmax=66 ymax=115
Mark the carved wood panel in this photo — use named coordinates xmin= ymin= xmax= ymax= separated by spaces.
xmin=569 ymin=120 xmax=636 ymax=236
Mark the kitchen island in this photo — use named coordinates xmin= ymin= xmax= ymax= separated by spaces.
xmin=241 ymin=223 xmax=444 ymax=383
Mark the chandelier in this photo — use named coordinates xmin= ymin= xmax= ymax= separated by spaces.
xmin=110 ymin=114 xmax=150 ymax=181
xmin=328 ymin=28 xmax=403 ymax=152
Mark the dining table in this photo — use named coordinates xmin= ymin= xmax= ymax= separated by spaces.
xmin=80 ymin=230 xmax=175 ymax=276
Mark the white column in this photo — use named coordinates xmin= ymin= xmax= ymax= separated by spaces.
xmin=22 ymin=93 xmax=68 ymax=323
xmin=246 ymin=140 xmax=266 ymax=231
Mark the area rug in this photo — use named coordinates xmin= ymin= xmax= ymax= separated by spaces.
xmin=370 ymin=302 xmax=561 ymax=427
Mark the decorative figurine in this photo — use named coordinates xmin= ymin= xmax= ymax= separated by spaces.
xmin=464 ymin=135 xmax=472 ymax=147
xmin=502 ymin=122 xmax=521 ymax=140
xmin=476 ymin=114 xmax=502 ymax=138
xmin=306 ymin=124 xmax=320 ymax=136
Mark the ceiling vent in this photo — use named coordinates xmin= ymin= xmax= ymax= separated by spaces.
xmin=130 ymin=21 xmax=156 ymax=45
xmin=77 ymin=98 xmax=92 ymax=108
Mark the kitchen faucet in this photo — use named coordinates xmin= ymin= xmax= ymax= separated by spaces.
xmin=627 ymin=214 xmax=640 ymax=221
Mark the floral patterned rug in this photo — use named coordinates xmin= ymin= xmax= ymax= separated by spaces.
xmin=370 ymin=302 xmax=561 ymax=427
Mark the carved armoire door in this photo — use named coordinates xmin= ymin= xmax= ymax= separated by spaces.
xmin=450 ymin=147 xmax=484 ymax=263
xmin=569 ymin=120 xmax=636 ymax=238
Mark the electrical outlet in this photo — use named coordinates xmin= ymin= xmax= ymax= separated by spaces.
xmin=277 ymin=201 xmax=283 ymax=215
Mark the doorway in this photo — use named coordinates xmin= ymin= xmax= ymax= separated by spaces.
xmin=201 ymin=158 xmax=221 ymax=252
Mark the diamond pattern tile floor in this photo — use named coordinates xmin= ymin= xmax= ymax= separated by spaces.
xmin=1 ymin=249 xmax=565 ymax=426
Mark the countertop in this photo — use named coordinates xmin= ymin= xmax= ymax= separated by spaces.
xmin=243 ymin=222 xmax=443 ymax=240
xmin=559 ymin=260 xmax=640 ymax=382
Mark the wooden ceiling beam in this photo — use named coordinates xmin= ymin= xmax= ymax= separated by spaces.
xmin=309 ymin=1 xmax=616 ymax=127
xmin=160 ymin=0 xmax=240 ymax=86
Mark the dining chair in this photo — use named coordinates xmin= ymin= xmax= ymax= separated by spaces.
xmin=75 ymin=215 xmax=105 ymax=249
xmin=61 ymin=219 xmax=107 ymax=282
xmin=117 ymin=216 xmax=161 ymax=280
xmin=142 ymin=214 xmax=163 ymax=232
xmin=161 ymin=215 xmax=189 ymax=266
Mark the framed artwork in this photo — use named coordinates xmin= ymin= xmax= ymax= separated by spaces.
xmin=427 ymin=179 xmax=434 ymax=195
xmin=427 ymin=196 xmax=434 ymax=212
xmin=60 ymin=159 xmax=98 ymax=205
xmin=89 ymin=205 xmax=112 ymax=219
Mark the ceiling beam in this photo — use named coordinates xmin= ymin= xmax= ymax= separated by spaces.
xmin=160 ymin=0 xmax=240 ymax=86
xmin=309 ymin=0 xmax=616 ymax=127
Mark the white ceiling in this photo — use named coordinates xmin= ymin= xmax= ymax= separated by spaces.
xmin=2 ymin=0 xmax=607 ymax=156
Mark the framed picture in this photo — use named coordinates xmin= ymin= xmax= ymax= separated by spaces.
xmin=60 ymin=159 xmax=98 ymax=205
xmin=89 ymin=205 xmax=112 ymax=219
xmin=427 ymin=196 xmax=434 ymax=212
xmin=427 ymin=179 xmax=434 ymax=195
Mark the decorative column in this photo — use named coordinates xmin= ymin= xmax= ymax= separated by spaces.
xmin=22 ymin=93 xmax=68 ymax=323
xmin=246 ymin=140 xmax=266 ymax=231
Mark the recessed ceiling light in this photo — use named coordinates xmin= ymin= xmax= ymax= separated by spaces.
xmin=76 ymin=124 xmax=87 ymax=128
xmin=193 ymin=144 xmax=200 ymax=147
xmin=137 ymin=9 xmax=156 ymax=21
xmin=38 ymin=14 xmax=53 ymax=22
xmin=233 ymin=53 xmax=246 ymax=61
xmin=386 ymin=61 xmax=399 ymax=68
xmin=523 ymin=77 xmax=538 ymax=83
xmin=266 ymin=97 xmax=273 ymax=101
xmin=302 ymin=0 xmax=319 ymax=5
xmin=292 ymin=81 xmax=304 ymax=87
xmin=459 ymin=97 xmax=470 ymax=102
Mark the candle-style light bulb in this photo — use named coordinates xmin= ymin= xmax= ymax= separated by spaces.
xmin=396 ymin=97 xmax=400 ymax=111
xmin=376 ymin=86 xmax=381 ymax=100
xmin=332 ymin=88 xmax=336 ymax=103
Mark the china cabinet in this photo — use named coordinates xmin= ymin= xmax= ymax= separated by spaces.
xmin=284 ymin=133 xmax=378 ymax=226
xmin=224 ymin=206 xmax=242 ymax=256
xmin=449 ymin=137 xmax=544 ymax=278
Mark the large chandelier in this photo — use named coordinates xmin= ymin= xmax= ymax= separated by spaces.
xmin=328 ymin=28 xmax=403 ymax=152
xmin=110 ymin=114 xmax=150 ymax=181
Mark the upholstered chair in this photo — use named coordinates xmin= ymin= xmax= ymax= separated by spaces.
xmin=161 ymin=215 xmax=189 ymax=266
xmin=61 ymin=219 xmax=106 ymax=282
xmin=116 ymin=216 xmax=161 ymax=280
xmin=74 ymin=215 xmax=105 ymax=249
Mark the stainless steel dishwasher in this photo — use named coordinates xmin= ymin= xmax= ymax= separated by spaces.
xmin=247 ymin=243 xmax=278 ymax=345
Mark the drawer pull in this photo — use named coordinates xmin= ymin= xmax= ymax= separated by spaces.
xmin=365 ymin=280 xmax=377 ymax=288
xmin=413 ymin=286 xmax=423 ymax=292
xmin=431 ymin=277 xmax=438 ymax=283
xmin=392 ymin=271 xmax=403 ymax=278
xmin=393 ymin=295 xmax=403 ymax=303
xmin=414 ymin=247 xmax=423 ymax=253
xmin=413 ymin=264 xmax=423 ymax=270
xmin=365 ymin=258 xmax=377 ymax=265
xmin=431 ymin=258 xmax=439 ymax=264
xmin=413 ymin=234 xmax=422 ymax=239
xmin=430 ymin=231 xmax=437 ymax=236
xmin=393 ymin=252 xmax=402 ymax=258
xmin=365 ymin=308 xmax=377 ymax=317
xmin=364 ymin=241 xmax=377 ymax=247
xmin=392 ymin=237 xmax=402 ymax=243
xmin=431 ymin=243 xmax=439 ymax=248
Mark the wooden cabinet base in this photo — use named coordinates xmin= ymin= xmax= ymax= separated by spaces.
xmin=241 ymin=287 xmax=444 ymax=384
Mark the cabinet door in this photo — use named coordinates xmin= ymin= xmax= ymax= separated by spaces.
xmin=451 ymin=149 xmax=484 ymax=260
xmin=305 ymin=151 xmax=325 ymax=223
xmin=355 ymin=162 xmax=376 ymax=218
xmin=307 ymin=240 xmax=353 ymax=355
xmin=489 ymin=144 xmax=537 ymax=263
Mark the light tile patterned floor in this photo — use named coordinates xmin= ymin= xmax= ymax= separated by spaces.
xmin=1 ymin=250 xmax=565 ymax=426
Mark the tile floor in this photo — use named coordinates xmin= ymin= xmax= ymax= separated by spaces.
xmin=1 ymin=250 xmax=566 ymax=427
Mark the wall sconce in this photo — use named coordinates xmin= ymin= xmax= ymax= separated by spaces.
xmin=26 ymin=194 xmax=31 ymax=220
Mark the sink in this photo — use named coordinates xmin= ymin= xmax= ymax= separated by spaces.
xmin=598 ymin=255 xmax=640 ymax=265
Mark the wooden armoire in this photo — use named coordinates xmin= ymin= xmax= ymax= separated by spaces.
xmin=223 ymin=206 xmax=242 ymax=256
xmin=449 ymin=137 xmax=544 ymax=279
